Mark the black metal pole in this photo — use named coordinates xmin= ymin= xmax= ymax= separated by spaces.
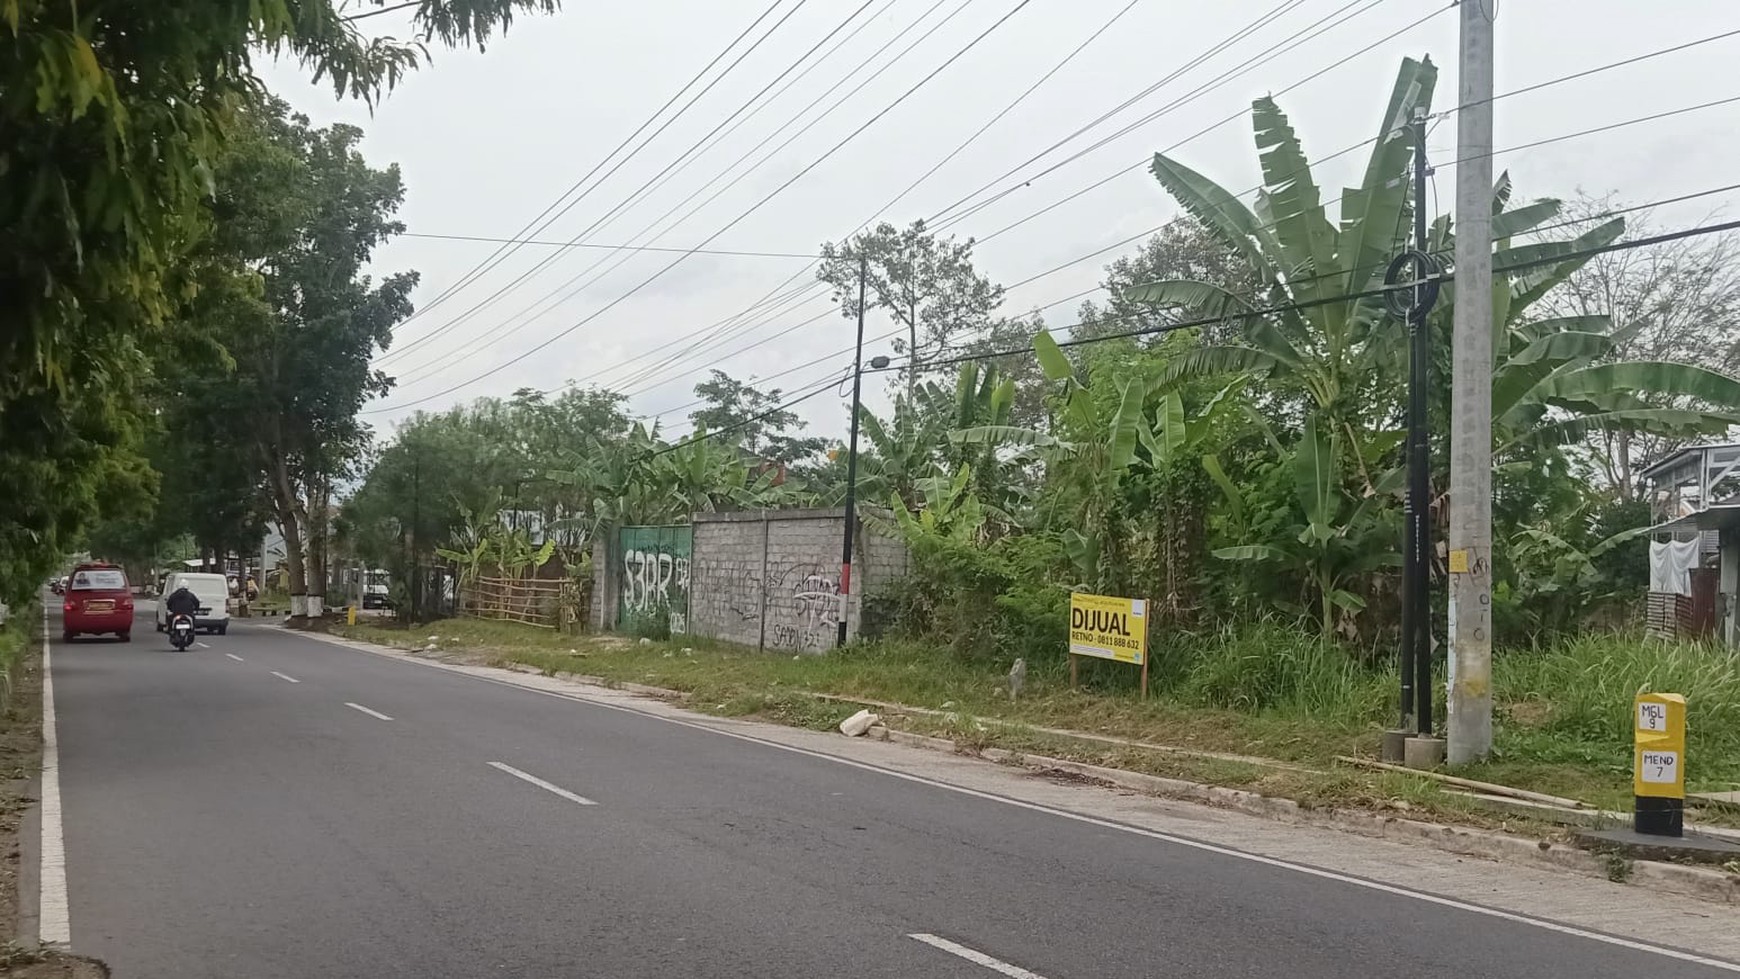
xmin=412 ymin=452 xmax=423 ymax=624
xmin=1409 ymin=109 xmax=1434 ymax=734
xmin=837 ymin=253 xmax=869 ymax=649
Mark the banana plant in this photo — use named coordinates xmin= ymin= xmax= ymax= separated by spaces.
xmin=1125 ymin=52 xmax=1740 ymax=578
xmin=853 ymin=381 xmax=956 ymax=509
xmin=951 ymin=331 xmax=1247 ymax=581
xmin=1210 ymin=415 xmax=1400 ymax=640
xmin=1129 ymin=58 xmax=1449 ymax=457
xmin=435 ymin=495 xmax=501 ymax=587
xmin=492 ymin=529 xmax=556 ymax=580
xmin=890 ymin=463 xmax=987 ymax=544
xmin=1125 ymin=57 xmax=1740 ymax=462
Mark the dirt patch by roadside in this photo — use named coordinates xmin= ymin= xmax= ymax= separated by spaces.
xmin=0 ymin=627 xmax=106 ymax=978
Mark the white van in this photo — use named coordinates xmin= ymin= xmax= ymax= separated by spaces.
xmin=156 ymin=572 xmax=232 ymax=635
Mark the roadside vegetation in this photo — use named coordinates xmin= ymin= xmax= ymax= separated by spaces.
xmin=342 ymin=615 xmax=1740 ymax=832
xmin=311 ymin=58 xmax=1740 ymax=835
xmin=0 ymin=611 xmax=106 ymax=977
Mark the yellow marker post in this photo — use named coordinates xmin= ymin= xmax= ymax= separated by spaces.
xmin=1634 ymin=692 xmax=1686 ymax=837
xmin=347 ymin=605 xmax=358 ymax=627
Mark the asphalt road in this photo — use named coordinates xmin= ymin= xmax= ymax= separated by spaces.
xmin=45 ymin=605 xmax=1740 ymax=978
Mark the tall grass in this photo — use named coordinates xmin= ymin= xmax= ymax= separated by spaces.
xmin=1163 ymin=621 xmax=1391 ymax=722
xmin=1497 ymin=633 xmax=1740 ymax=786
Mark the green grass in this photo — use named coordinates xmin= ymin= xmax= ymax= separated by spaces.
xmin=339 ymin=617 xmax=1740 ymax=833
xmin=1481 ymin=632 xmax=1740 ymax=811
xmin=0 ymin=610 xmax=31 ymax=711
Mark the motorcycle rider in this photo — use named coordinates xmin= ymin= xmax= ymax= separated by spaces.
xmin=164 ymin=584 xmax=201 ymax=625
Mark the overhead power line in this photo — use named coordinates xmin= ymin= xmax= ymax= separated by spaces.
xmin=377 ymin=12 xmax=1740 ymax=419
xmin=648 ymin=177 xmax=1740 ymax=421
xmin=390 ymin=0 xmax=969 ymax=387
xmin=377 ymin=0 xmax=797 ymax=361
xmin=341 ymin=0 xmax=421 ymax=21
xmin=878 ymin=217 xmax=1740 ymax=374
xmin=929 ymin=0 xmax=1387 ymax=231
xmin=363 ymin=0 xmax=1037 ymax=414
xmin=623 ymin=82 xmax=1740 ymax=410
xmin=381 ymin=0 xmax=889 ymax=374
xmin=399 ymin=231 xmax=821 ymax=258
xmin=517 ymin=0 xmax=1420 ymax=404
xmin=641 ymin=376 xmax=843 ymax=459
xmin=967 ymin=0 xmax=1468 ymax=243
xmin=639 ymin=282 xmax=1105 ymax=424
xmin=965 ymin=11 xmax=1740 ymax=250
xmin=584 ymin=0 xmax=1153 ymax=398
xmin=645 ymin=215 xmax=1740 ymax=451
xmin=549 ymin=0 xmax=1395 ymax=404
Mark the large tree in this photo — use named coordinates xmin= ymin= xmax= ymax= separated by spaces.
xmin=170 ymin=98 xmax=416 ymax=619
xmin=817 ymin=220 xmax=1004 ymax=389
xmin=688 ymin=370 xmax=825 ymax=465
xmin=1532 ymin=194 xmax=1740 ymax=498
xmin=1075 ymin=217 xmax=1253 ymax=345
xmin=0 ymin=0 xmax=557 ymax=600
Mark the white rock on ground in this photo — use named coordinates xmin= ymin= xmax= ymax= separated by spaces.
xmin=839 ymin=709 xmax=880 ymax=738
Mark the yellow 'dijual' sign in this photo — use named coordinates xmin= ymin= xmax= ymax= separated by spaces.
xmin=1068 ymin=592 xmax=1148 ymax=665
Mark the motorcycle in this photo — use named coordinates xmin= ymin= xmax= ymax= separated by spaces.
xmin=168 ymin=613 xmax=196 ymax=651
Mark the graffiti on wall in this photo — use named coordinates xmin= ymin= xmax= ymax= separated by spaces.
xmin=768 ymin=565 xmax=840 ymax=651
xmin=618 ymin=526 xmax=691 ymax=634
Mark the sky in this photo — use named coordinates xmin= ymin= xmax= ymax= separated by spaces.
xmin=263 ymin=0 xmax=1740 ymax=445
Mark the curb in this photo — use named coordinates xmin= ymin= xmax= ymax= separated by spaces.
xmin=865 ymin=725 xmax=1739 ymax=907
xmin=339 ymin=635 xmax=1740 ymax=906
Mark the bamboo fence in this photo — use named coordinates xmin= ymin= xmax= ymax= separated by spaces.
xmin=464 ymin=575 xmax=565 ymax=629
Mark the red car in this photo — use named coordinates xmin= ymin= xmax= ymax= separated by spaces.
xmin=63 ymin=563 xmax=134 ymax=642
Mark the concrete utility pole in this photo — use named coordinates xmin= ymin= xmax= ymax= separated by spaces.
xmin=1448 ymin=0 xmax=1496 ymax=764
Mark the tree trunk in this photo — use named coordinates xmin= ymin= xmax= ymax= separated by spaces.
xmin=267 ymin=450 xmax=310 ymax=623
xmin=906 ymin=316 xmax=918 ymax=397
xmin=305 ymin=476 xmax=329 ymax=617
xmin=1615 ymin=428 xmax=1635 ymax=502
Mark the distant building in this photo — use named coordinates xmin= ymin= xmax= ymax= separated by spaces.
xmin=1643 ymin=443 xmax=1740 ymax=645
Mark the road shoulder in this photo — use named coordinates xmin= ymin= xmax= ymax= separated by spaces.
xmin=3 ymin=615 xmax=106 ymax=977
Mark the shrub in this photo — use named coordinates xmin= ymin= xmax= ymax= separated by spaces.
xmin=871 ymin=530 xmax=1069 ymax=664
xmin=622 ymin=606 xmax=672 ymax=641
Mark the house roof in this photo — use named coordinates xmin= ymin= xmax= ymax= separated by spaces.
xmin=1639 ymin=442 xmax=1740 ymax=482
xmin=1650 ymin=499 xmax=1740 ymax=535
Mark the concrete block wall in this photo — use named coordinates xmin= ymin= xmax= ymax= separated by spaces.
xmin=688 ymin=512 xmax=771 ymax=648
xmin=687 ymin=507 xmax=907 ymax=654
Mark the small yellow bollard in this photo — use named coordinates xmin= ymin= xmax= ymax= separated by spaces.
xmin=1634 ymin=692 xmax=1686 ymax=837
xmin=347 ymin=605 xmax=358 ymax=626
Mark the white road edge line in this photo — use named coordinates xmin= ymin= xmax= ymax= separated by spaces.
xmin=269 ymin=671 xmax=300 ymax=684
xmin=225 ymin=653 xmax=244 ymax=662
xmin=487 ymin=761 xmax=597 ymax=806
xmin=344 ymin=702 xmax=394 ymax=721
xmin=909 ymin=935 xmax=1048 ymax=979
xmin=195 ymin=642 xmax=210 ymax=649
xmin=38 ymin=613 xmax=70 ymax=945
xmin=294 ymin=631 xmax=1740 ymax=973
